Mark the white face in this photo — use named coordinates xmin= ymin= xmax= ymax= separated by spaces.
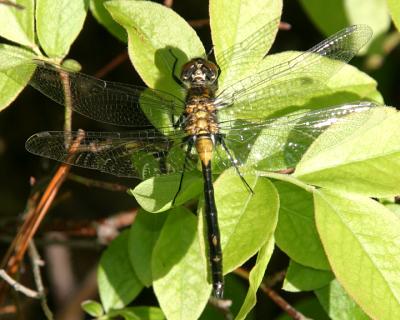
xmin=180 ymin=58 xmax=218 ymax=87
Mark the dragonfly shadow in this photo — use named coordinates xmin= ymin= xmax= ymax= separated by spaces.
xmin=152 ymin=46 xmax=188 ymax=100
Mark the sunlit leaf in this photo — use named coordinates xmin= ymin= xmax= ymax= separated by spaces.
xmin=200 ymin=171 xmax=279 ymax=273
xmin=210 ymin=0 xmax=282 ymax=87
xmin=299 ymin=0 xmax=390 ymax=48
xmin=315 ymin=279 xmax=369 ymax=320
xmin=0 ymin=44 xmax=35 ymax=112
xmin=130 ymin=173 xmax=202 ymax=213
xmin=388 ymin=0 xmax=400 ymax=30
xmin=36 ymin=0 xmax=89 ymax=58
xmin=283 ymin=260 xmax=334 ymax=292
xmin=98 ymin=230 xmax=143 ymax=312
xmin=152 ymin=207 xmax=210 ymax=320
xmin=296 ymin=107 xmax=400 ymax=197
xmin=0 ymin=0 xmax=35 ymax=47
xmin=235 ymin=238 xmax=275 ymax=320
xmin=274 ymin=181 xmax=330 ymax=270
xmin=81 ymin=300 xmax=104 ymax=317
xmin=90 ymin=0 xmax=127 ymax=42
xmin=314 ymin=189 xmax=400 ymax=319
xmin=128 ymin=210 xmax=167 ymax=286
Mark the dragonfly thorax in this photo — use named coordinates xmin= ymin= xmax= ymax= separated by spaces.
xmin=184 ymin=100 xmax=219 ymax=136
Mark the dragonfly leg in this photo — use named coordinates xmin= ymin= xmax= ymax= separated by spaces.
xmin=169 ymin=49 xmax=184 ymax=86
xmin=172 ymin=137 xmax=194 ymax=206
xmin=219 ymin=135 xmax=254 ymax=194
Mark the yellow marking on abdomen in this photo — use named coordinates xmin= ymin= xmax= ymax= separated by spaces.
xmin=196 ymin=137 xmax=213 ymax=166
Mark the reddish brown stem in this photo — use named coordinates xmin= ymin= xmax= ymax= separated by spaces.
xmin=0 ymin=131 xmax=85 ymax=303
xmin=0 ymin=0 xmax=24 ymax=9
xmin=234 ymin=268 xmax=308 ymax=320
xmin=94 ymin=51 xmax=129 ymax=78
xmin=163 ymin=0 xmax=173 ymax=8
xmin=68 ymin=173 xmax=129 ymax=192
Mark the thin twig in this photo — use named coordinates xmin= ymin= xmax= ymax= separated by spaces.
xmin=28 ymin=242 xmax=53 ymax=320
xmin=0 ymin=0 xmax=24 ymax=9
xmin=56 ymin=266 xmax=98 ymax=320
xmin=94 ymin=51 xmax=129 ymax=78
xmin=0 ymin=304 xmax=16 ymax=314
xmin=279 ymin=21 xmax=292 ymax=31
xmin=365 ymin=31 xmax=400 ymax=70
xmin=208 ymin=297 xmax=233 ymax=320
xmin=187 ymin=19 xmax=292 ymax=30
xmin=234 ymin=268 xmax=309 ymax=320
xmin=188 ymin=19 xmax=209 ymax=28
xmin=0 ymin=270 xmax=40 ymax=299
xmin=275 ymin=168 xmax=295 ymax=175
xmin=68 ymin=173 xmax=129 ymax=192
xmin=163 ymin=0 xmax=173 ymax=8
xmin=59 ymin=68 xmax=73 ymax=144
xmin=264 ymin=270 xmax=286 ymax=288
xmin=0 ymin=131 xmax=85 ymax=303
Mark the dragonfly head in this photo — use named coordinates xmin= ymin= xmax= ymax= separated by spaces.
xmin=180 ymin=58 xmax=219 ymax=88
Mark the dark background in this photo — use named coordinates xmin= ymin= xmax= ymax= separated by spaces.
xmin=0 ymin=0 xmax=399 ymax=319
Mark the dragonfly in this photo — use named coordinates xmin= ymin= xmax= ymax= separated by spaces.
xmin=16 ymin=22 xmax=375 ymax=299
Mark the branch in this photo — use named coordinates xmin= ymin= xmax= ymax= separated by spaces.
xmin=208 ymin=297 xmax=233 ymax=320
xmin=68 ymin=173 xmax=129 ymax=192
xmin=0 ymin=131 xmax=85 ymax=302
xmin=28 ymin=242 xmax=54 ymax=320
xmin=0 ymin=270 xmax=40 ymax=299
xmin=163 ymin=0 xmax=173 ymax=8
xmin=234 ymin=268 xmax=310 ymax=320
xmin=94 ymin=51 xmax=129 ymax=78
xmin=0 ymin=0 xmax=24 ymax=9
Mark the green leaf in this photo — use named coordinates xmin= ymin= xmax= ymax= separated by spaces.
xmin=36 ymin=0 xmax=89 ymax=58
xmin=105 ymin=0 xmax=204 ymax=129
xmin=201 ymin=171 xmax=279 ymax=273
xmin=81 ymin=300 xmax=104 ymax=317
xmin=274 ymin=181 xmax=330 ymax=270
xmin=219 ymin=51 xmax=382 ymax=121
xmin=299 ymin=0 xmax=390 ymax=47
xmin=128 ymin=210 xmax=167 ymax=287
xmin=130 ymin=173 xmax=202 ymax=213
xmin=315 ymin=279 xmax=369 ymax=320
xmin=108 ymin=306 xmax=165 ymax=320
xmin=295 ymin=107 xmax=400 ymax=197
xmin=90 ymin=0 xmax=127 ymax=42
xmin=210 ymin=0 xmax=282 ymax=87
xmin=385 ymin=203 xmax=400 ymax=217
xmin=0 ymin=0 xmax=35 ymax=47
xmin=0 ymin=44 xmax=35 ymax=112
xmin=314 ymin=189 xmax=400 ymax=319
xmin=98 ymin=230 xmax=143 ymax=312
xmin=105 ymin=0 xmax=204 ymax=95
xmin=388 ymin=0 xmax=400 ymax=30
xmin=282 ymin=260 xmax=334 ymax=292
xmin=235 ymin=238 xmax=275 ymax=320
xmin=152 ymin=207 xmax=210 ymax=320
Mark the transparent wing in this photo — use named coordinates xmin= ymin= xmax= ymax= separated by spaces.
xmin=213 ymin=101 xmax=378 ymax=172
xmin=27 ymin=59 xmax=184 ymax=127
xmin=25 ymin=129 xmax=201 ymax=179
xmin=216 ymin=25 xmax=373 ymax=119
xmin=215 ymin=18 xmax=280 ymax=86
